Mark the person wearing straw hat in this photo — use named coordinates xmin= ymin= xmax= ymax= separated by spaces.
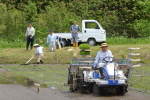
xmin=33 ymin=44 xmax=44 ymax=64
xmin=94 ymin=43 xmax=113 ymax=79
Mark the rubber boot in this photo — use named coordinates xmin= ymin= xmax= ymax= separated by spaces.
xmin=75 ymin=43 xmax=78 ymax=49
xmin=73 ymin=43 xmax=76 ymax=49
xmin=99 ymin=67 xmax=104 ymax=79
xmin=40 ymin=60 xmax=43 ymax=64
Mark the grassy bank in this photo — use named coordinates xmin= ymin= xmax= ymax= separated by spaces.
xmin=107 ymin=37 xmax=150 ymax=45
xmin=0 ymin=44 xmax=149 ymax=64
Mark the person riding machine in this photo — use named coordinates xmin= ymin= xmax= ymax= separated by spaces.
xmin=94 ymin=43 xmax=114 ymax=79
xmin=94 ymin=56 xmax=116 ymax=79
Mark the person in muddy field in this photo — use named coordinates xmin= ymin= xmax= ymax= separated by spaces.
xmin=93 ymin=43 xmax=113 ymax=79
xmin=47 ymin=29 xmax=57 ymax=52
xmin=33 ymin=44 xmax=44 ymax=64
xmin=25 ymin=23 xmax=35 ymax=51
xmin=70 ymin=21 xmax=80 ymax=49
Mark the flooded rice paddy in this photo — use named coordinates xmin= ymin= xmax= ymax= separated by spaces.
xmin=1 ymin=64 xmax=150 ymax=100
xmin=0 ymin=64 xmax=69 ymax=90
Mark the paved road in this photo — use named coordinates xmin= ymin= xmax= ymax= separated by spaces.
xmin=0 ymin=84 xmax=150 ymax=100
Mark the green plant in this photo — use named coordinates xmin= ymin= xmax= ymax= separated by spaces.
xmin=79 ymin=43 xmax=90 ymax=49
xmin=80 ymin=51 xmax=90 ymax=55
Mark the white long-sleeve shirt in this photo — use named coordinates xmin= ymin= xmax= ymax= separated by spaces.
xmin=94 ymin=50 xmax=113 ymax=64
xmin=47 ymin=34 xmax=56 ymax=43
xmin=36 ymin=46 xmax=44 ymax=55
xmin=25 ymin=27 xmax=35 ymax=36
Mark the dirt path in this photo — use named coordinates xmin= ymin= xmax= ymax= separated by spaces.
xmin=0 ymin=84 xmax=150 ymax=100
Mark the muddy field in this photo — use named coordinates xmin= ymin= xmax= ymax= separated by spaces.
xmin=0 ymin=84 xmax=150 ymax=100
xmin=0 ymin=64 xmax=150 ymax=100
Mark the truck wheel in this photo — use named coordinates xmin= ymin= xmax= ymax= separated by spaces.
xmin=93 ymin=84 xmax=100 ymax=95
xmin=62 ymin=39 xmax=67 ymax=47
xmin=87 ymin=38 xmax=96 ymax=46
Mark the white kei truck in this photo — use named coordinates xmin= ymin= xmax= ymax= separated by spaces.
xmin=55 ymin=20 xmax=106 ymax=46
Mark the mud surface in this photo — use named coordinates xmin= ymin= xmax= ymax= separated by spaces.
xmin=0 ymin=84 xmax=149 ymax=100
xmin=0 ymin=64 xmax=150 ymax=100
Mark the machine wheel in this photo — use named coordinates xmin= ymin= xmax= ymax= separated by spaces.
xmin=120 ymin=86 xmax=125 ymax=95
xmin=87 ymin=38 xmax=96 ymax=46
xmin=93 ymin=84 xmax=100 ymax=95
xmin=117 ymin=86 xmax=125 ymax=95
xmin=79 ymin=86 xmax=85 ymax=93
xmin=69 ymin=85 xmax=74 ymax=92
xmin=69 ymin=74 xmax=75 ymax=92
xmin=79 ymin=74 xmax=85 ymax=93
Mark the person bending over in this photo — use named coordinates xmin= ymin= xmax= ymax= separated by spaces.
xmin=33 ymin=44 xmax=44 ymax=64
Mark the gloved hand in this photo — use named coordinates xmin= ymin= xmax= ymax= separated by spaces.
xmin=46 ymin=43 xmax=48 ymax=46
xmin=93 ymin=63 xmax=97 ymax=68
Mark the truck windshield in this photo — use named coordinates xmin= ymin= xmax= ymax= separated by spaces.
xmin=85 ymin=22 xmax=100 ymax=29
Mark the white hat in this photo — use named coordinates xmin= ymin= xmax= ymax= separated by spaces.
xmin=33 ymin=44 xmax=39 ymax=47
xmin=100 ymin=43 xmax=108 ymax=48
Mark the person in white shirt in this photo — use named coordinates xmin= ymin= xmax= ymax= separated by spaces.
xmin=94 ymin=43 xmax=113 ymax=79
xmin=25 ymin=23 xmax=35 ymax=51
xmin=33 ymin=44 xmax=44 ymax=64
xmin=47 ymin=29 xmax=57 ymax=52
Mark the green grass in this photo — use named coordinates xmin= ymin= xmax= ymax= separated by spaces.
xmin=1 ymin=37 xmax=150 ymax=48
xmin=106 ymin=37 xmax=150 ymax=45
xmin=0 ymin=43 xmax=150 ymax=64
